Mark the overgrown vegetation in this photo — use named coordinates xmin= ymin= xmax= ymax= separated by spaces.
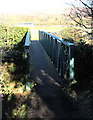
xmin=0 ymin=25 xmax=35 ymax=118
xmin=1 ymin=25 xmax=28 ymax=93
xmin=74 ymin=43 xmax=93 ymax=91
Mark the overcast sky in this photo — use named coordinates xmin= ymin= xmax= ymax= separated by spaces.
xmin=0 ymin=0 xmax=78 ymax=15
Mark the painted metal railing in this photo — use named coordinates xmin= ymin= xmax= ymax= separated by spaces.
xmin=24 ymin=31 xmax=31 ymax=48
xmin=24 ymin=31 xmax=31 ymax=91
xmin=24 ymin=31 xmax=31 ymax=55
xmin=39 ymin=30 xmax=74 ymax=81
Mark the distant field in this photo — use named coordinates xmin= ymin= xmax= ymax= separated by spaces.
xmin=29 ymin=26 xmax=83 ymax=40
xmin=31 ymin=26 xmax=62 ymax=31
xmin=30 ymin=26 xmax=63 ymax=40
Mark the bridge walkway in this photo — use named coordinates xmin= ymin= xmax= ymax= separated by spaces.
xmin=29 ymin=38 xmax=79 ymax=118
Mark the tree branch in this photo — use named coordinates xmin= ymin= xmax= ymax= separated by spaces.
xmin=69 ymin=12 xmax=90 ymax=29
xmin=79 ymin=0 xmax=92 ymax=9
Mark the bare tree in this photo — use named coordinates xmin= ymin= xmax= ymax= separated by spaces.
xmin=69 ymin=0 xmax=93 ymax=42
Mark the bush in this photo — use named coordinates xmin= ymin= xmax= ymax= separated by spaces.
xmin=62 ymin=27 xmax=84 ymax=43
xmin=1 ymin=26 xmax=29 ymax=95
xmin=74 ymin=43 xmax=93 ymax=91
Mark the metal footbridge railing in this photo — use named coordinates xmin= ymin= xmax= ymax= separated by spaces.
xmin=39 ymin=30 xmax=74 ymax=82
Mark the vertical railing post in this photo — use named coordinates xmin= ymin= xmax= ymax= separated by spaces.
xmin=44 ymin=33 xmax=46 ymax=48
xmin=55 ymin=39 xmax=58 ymax=68
xmin=46 ymin=34 xmax=48 ymax=52
xmin=50 ymin=36 xmax=53 ymax=60
xmin=69 ymin=45 xmax=74 ymax=80
xmin=53 ymin=38 xmax=56 ymax=65
xmin=39 ymin=30 xmax=41 ymax=41
xmin=57 ymin=41 xmax=61 ymax=73
xmin=47 ymin=35 xmax=49 ymax=55
xmin=60 ymin=43 xmax=64 ymax=79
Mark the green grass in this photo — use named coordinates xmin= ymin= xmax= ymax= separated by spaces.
xmin=30 ymin=26 xmax=63 ymax=40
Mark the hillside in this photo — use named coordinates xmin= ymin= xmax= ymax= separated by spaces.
xmin=0 ymin=12 xmax=74 ymax=26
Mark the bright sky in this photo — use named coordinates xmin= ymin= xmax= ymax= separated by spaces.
xmin=0 ymin=0 xmax=76 ymax=15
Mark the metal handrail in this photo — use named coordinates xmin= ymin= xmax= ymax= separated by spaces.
xmin=24 ymin=31 xmax=31 ymax=91
xmin=24 ymin=31 xmax=31 ymax=47
xmin=39 ymin=30 xmax=74 ymax=81
xmin=41 ymin=31 xmax=74 ymax=46
xmin=24 ymin=31 xmax=31 ymax=59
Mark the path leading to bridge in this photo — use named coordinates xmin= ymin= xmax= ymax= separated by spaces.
xmin=28 ymin=37 xmax=81 ymax=118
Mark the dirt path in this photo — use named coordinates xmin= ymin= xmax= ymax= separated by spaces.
xmin=28 ymin=40 xmax=80 ymax=118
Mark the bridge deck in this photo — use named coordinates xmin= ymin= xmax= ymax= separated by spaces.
xmin=29 ymin=39 xmax=79 ymax=118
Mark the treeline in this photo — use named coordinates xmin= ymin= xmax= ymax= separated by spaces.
xmin=34 ymin=14 xmax=76 ymax=26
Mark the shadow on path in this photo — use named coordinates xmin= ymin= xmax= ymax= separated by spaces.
xmin=29 ymin=40 xmax=80 ymax=118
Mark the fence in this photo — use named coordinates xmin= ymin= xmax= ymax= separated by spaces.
xmin=39 ymin=30 xmax=74 ymax=81
xmin=24 ymin=31 xmax=31 ymax=91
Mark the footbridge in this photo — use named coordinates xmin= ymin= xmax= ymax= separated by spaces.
xmin=24 ymin=30 xmax=77 ymax=118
